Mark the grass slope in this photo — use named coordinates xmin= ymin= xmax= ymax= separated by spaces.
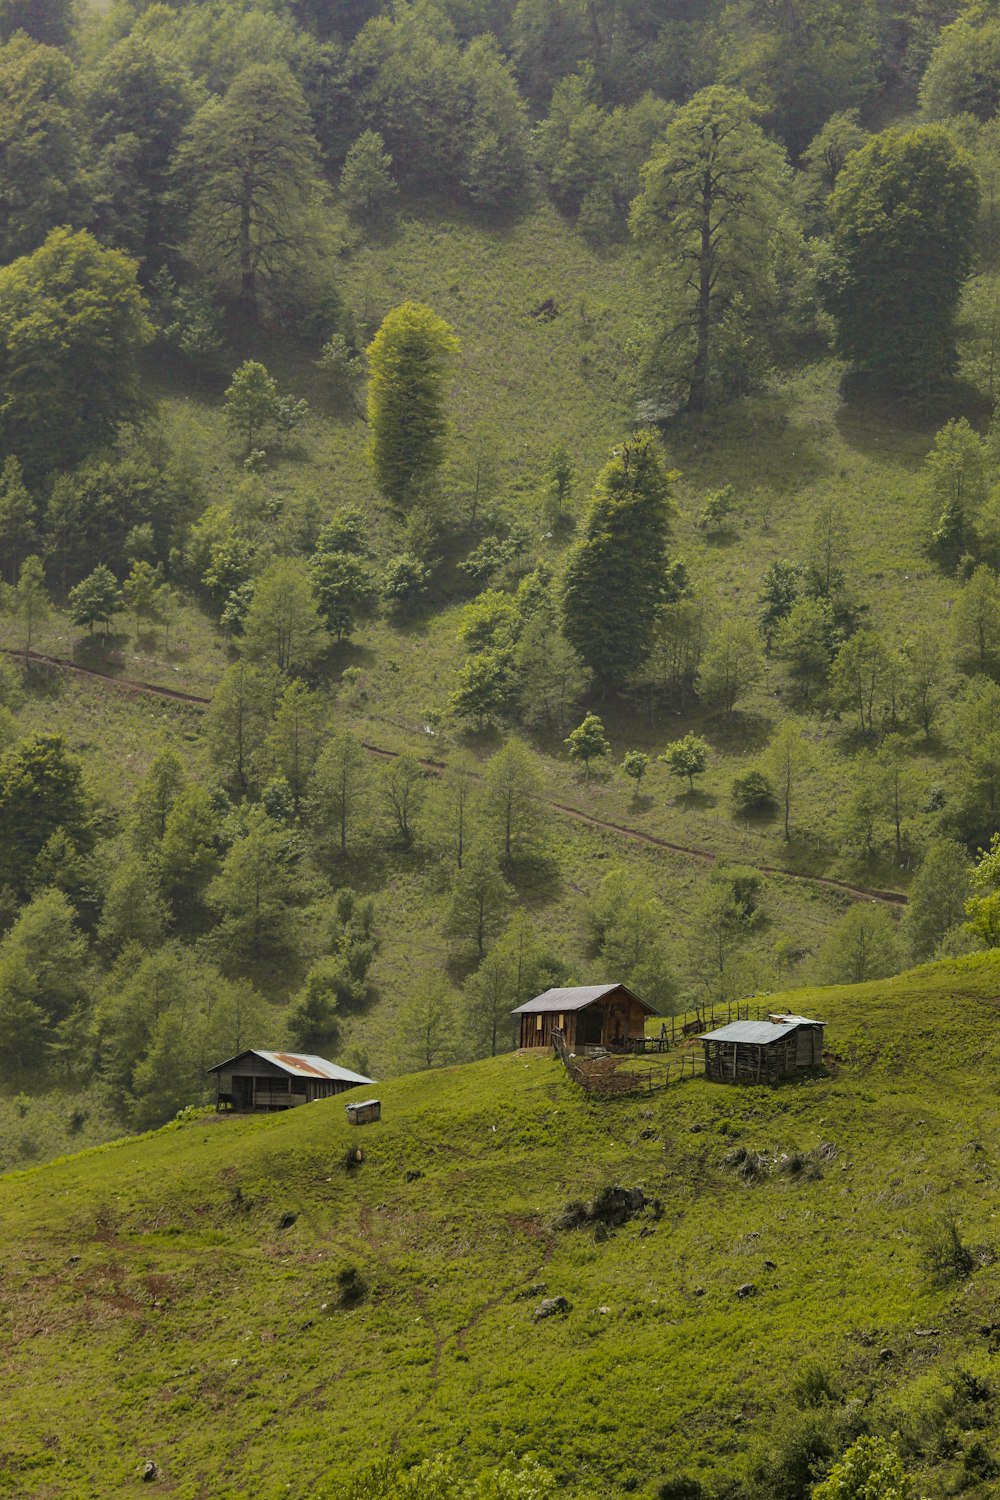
xmin=4 ymin=955 xmax=1000 ymax=1498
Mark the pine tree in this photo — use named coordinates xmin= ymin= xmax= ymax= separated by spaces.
xmin=339 ymin=130 xmax=397 ymax=220
xmin=179 ymin=64 xmax=323 ymax=316
xmin=630 ymin=87 xmax=789 ymax=412
xmin=562 ymin=432 xmax=676 ymax=687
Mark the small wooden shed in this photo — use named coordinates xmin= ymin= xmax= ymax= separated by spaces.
xmin=512 ymin=983 xmax=657 ymax=1052
xmin=207 ymin=1050 xmax=376 ymax=1111
xmin=346 ymin=1098 xmax=381 ymax=1125
xmin=700 ymin=1014 xmax=825 ymax=1085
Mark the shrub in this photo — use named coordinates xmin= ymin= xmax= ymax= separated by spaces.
xmin=381 ymin=553 xmax=430 ymax=613
xmin=336 ymin=1265 xmax=367 ymax=1307
xmin=962 ymin=1438 xmax=999 ymax=1482
xmin=919 ymin=1212 xmax=975 ymax=1284
xmin=791 ymin=1362 xmax=839 ymax=1409
xmin=658 ymin=1480 xmax=704 ymax=1500
xmin=731 ymin=768 xmax=777 ymax=814
xmin=811 ymin=1434 xmax=911 ymax=1498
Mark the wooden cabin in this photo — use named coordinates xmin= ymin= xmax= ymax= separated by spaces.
xmin=513 ymin=983 xmax=657 ymax=1052
xmin=207 ymin=1050 xmax=375 ymax=1111
xmin=700 ymin=1014 xmax=825 ymax=1085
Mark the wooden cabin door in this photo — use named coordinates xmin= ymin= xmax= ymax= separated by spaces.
xmin=577 ymin=1008 xmax=603 ymax=1046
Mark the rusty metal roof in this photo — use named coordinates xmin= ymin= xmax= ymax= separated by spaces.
xmin=699 ymin=1019 xmax=823 ymax=1045
xmin=207 ymin=1050 xmax=375 ymax=1085
xmin=512 ymin=983 xmax=657 ymax=1016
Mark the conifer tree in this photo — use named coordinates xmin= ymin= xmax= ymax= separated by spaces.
xmin=179 ymin=63 xmax=323 ymax=315
xmin=367 ymin=303 xmax=459 ymax=506
xmin=631 ymin=87 xmax=788 ymax=413
xmin=562 ymin=432 xmax=676 ymax=687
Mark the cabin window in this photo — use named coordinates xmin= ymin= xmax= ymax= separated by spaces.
xmin=558 ymin=1013 xmax=565 ymax=1028
xmin=535 ymin=1014 xmax=543 ymax=1032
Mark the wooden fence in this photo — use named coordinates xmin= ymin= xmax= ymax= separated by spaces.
xmin=551 ymin=1029 xmax=703 ymax=1096
xmin=665 ymin=999 xmax=766 ymax=1046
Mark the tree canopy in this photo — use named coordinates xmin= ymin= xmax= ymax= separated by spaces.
xmin=562 ymin=431 xmax=677 ymax=686
xmin=0 ymin=228 xmax=151 ymax=474
xmin=821 ymin=125 xmax=979 ymax=390
xmin=367 ymin=302 xmax=459 ymax=506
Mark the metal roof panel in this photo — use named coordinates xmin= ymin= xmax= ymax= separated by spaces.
xmin=511 ymin=984 xmax=657 ymax=1015
xmin=699 ymin=1019 xmax=822 ymax=1044
xmin=207 ymin=1050 xmax=376 ymax=1085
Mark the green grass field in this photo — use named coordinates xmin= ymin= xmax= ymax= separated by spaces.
xmin=4 ymin=954 xmax=1000 ymax=1498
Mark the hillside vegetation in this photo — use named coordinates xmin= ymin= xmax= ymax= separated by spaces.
xmin=5 ymin=0 xmax=1000 ymax=1185
xmin=4 ymin=955 xmax=1000 ymax=1498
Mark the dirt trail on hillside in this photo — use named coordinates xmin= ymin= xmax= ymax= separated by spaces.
xmin=6 ymin=646 xmax=908 ymax=907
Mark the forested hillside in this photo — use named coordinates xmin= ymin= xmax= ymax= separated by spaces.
xmin=5 ymin=0 xmax=1000 ymax=1167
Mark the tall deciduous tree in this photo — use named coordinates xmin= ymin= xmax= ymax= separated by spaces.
xmin=562 ymin=431 xmax=676 ymax=687
xmin=821 ymin=126 xmax=979 ymax=390
xmin=179 ymin=63 xmax=323 ymax=315
xmin=86 ymin=36 xmax=196 ymax=270
xmin=446 ymin=842 xmax=513 ymax=960
xmin=902 ymin=838 xmax=971 ymax=962
xmin=483 ymin=738 xmax=543 ymax=865
xmin=953 ymin=565 xmax=1000 ymax=673
xmin=0 ymin=734 xmax=90 ymax=895
xmin=815 ymin=904 xmax=899 ymax=985
xmin=630 ymin=86 xmax=789 ymax=413
xmin=0 ymin=34 xmax=82 ymax=265
xmin=130 ymin=747 xmax=185 ymax=848
xmin=367 ymin=302 xmax=459 ymax=506
xmin=765 ymin=719 xmax=813 ymax=842
xmin=0 ymin=458 xmax=35 ymax=584
xmin=309 ymin=730 xmax=371 ymax=856
xmin=339 ymin=129 xmax=397 ymax=220
xmin=208 ymin=804 xmax=309 ymax=969
xmin=381 ymin=753 xmax=426 ymax=847
xmin=258 ymin=678 xmax=328 ymax=813
xmin=926 ymin=417 xmax=989 ymax=561
xmin=0 ymin=228 xmax=151 ymax=474
xmin=697 ymin=619 xmax=764 ymax=720
xmin=591 ymin=867 xmax=677 ymax=1012
xmin=205 ymin=661 xmax=280 ymax=796
xmin=240 ymin=558 xmax=325 ymax=676
xmin=5 ymin=555 xmax=48 ymax=659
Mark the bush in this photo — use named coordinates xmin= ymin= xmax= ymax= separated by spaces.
xmin=747 ymin=1412 xmax=834 ymax=1498
xmin=919 ymin=1212 xmax=975 ymax=1284
xmin=731 ymin=769 xmax=777 ymax=814
xmin=658 ymin=1480 xmax=704 ymax=1500
xmin=336 ymin=1265 xmax=367 ymax=1307
xmin=811 ymin=1435 xmax=911 ymax=1498
xmin=381 ymin=554 xmax=430 ymax=613
xmin=791 ymin=1362 xmax=839 ymax=1409
xmin=962 ymin=1438 xmax=999 ymax=1483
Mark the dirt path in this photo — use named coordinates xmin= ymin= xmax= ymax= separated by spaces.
xmin=7 ymin=646 xmax=908 ymax=908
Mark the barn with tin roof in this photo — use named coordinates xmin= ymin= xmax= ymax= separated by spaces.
xmin=700 ymin=1014 xmax=825 ymax=1084
xmin=207 ymin=1050 xmax=375 ymax=1111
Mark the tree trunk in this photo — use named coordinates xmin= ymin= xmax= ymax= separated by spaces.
xmin=239 ymin=179 xmax=256 ymax=317
xmin=688 ymin=167 xmax=714 ymax=414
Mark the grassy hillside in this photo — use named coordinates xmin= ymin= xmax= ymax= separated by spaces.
xmin=5 ymin=955 xmax=1000 ymax=1498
